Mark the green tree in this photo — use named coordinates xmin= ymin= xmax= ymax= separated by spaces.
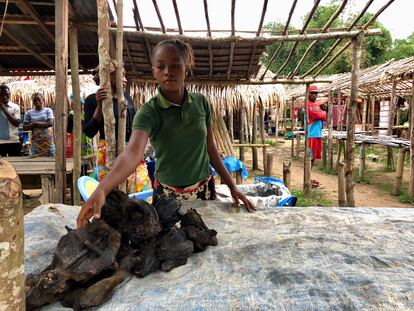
xmin=387 ymin=32 xmax=414 ymax=60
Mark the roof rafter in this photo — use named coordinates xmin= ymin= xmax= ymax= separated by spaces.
xmin=227 ymin=0 xmax=236 ymax=79
xmin=172 ymin=0 xmax=183 ymax=35
xmin=152 ymin=0 xmax=165 ymax=34
xmin=260 ymin=0 xmax=298 ymax=80
xmin=288 ymin=0 xmax=348 ymax=78
xmin=274 ymin=0 xmax=321 ymax=78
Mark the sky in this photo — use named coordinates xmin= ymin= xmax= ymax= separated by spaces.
xmin=112 ymin=0 xmax=413 ymax=40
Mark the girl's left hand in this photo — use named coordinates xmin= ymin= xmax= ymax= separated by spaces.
xmin=229 ymin=187 xmax=256 ymax=213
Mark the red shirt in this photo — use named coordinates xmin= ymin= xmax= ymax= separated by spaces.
xmin=302 ymin=100 xmax=326 ymax=125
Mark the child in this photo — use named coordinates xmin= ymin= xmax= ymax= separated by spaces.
xmin=77 ymin=39 xmax=255 ymax=228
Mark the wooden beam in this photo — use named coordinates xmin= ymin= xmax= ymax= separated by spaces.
xmin=274 ymin=0 xmax=321 ymax=78
xmin=301 ymin=0 xmax=375 ymax=78
xmin=289 ymin=0 xmax=348 ymax=78
xmin=203 ymin=0 xmax=212 ymax=37
xmin=69 ymin=24 xmax=81 ymax=205
xmin=386 ymin=78 xmax=397 ymax=170
xmin=55 ymin=0 xmax=69 ymax=203
xmin=172 ymin=0 xmax=183 ymax=35
xmin=125 ymin=40 xmax=137 ymax=75
xmin=256 ymin=0 xmax=268 ymax=36
xmin=344 ymin=34 xmax=362 ymax=207
xmin=327 ymin=90 xmax=334 ymax=170
xmin=227 ymin=42 xmax=235 ymax=80
xmin=303 ymin=84 xmax=311 ymax=194
xmin=97 ymin=0 xmax=116 ymax=166
xmin=2 ymin=28 xmax=54 ymax=69
xmin=409 ymin=79 xmax=414 ymax=197
xmin=116 ymin=0 xmax=127 ymax=192
xmin=14 ymin=0 xmax=54 ymax=41
xmin=132 ymin=0 xmax=144 ymax=31
xmin=152 ymin=0 xmax=166 ymax=34
xmin=231 ymin=0 xmax=235 ymax=36
xmin=260 ymin=0 xmax=298 ymax=80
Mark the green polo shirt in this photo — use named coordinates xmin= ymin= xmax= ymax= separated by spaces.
xmin=133 ymin=89 xmax=212 ymax=186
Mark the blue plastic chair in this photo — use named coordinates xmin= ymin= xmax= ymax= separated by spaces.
xmin=77 ymin=176 xmax=153 ymax=202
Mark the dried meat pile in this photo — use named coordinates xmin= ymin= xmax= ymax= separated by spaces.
xmin=25 ymin=191 xmax=217 ymax=310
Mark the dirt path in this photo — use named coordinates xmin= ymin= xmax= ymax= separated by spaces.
xmin=242 ymin=139 xmax=413 ymax=208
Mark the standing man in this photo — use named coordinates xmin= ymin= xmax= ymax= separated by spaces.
xmin=304 ymin=85 xmax=326 ymax=186
xmin=0 ymin=84 xmax=21 ymax=156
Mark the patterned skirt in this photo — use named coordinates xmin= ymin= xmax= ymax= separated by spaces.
xmin=31 ymin=127 xmax=55 ymax=157
xmin=152 ymin=173 xmax=217 ymax=206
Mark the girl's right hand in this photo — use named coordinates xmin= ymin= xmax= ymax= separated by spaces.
xmin=95 ymin=85 xmax=109 ymax=105
xmin=76 ymin=188 xmax=106 ymax=228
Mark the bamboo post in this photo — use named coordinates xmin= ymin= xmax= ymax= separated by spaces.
xmin=303 ymin=84 xmax=311 ymax=194
xmin=393 ymin=148 xmax=406 ymax=195
xmin=362 ymin=97 xmax=367 ymax=132
xmin=69 ymin=25 xmax=81 ymax=205
xmin=410 ymin=79 xmax=414 ymax=198
xmin=345 ymin=34 xmax=362 ymax=207
xmin=265 ymin=152 xmax=273 ymax=176
xmin=259 ymin=98 xmax=266 ymax=172
xmin=54 ymin=0 xmax=68 ymax=203
xmin=359 ymin=142 xmax=365 ymax=183
xmin=387 ymin=78 xmax=397 ymax=171
xmin=0 ymin=160 xmax=24 ymax=310
xmin=116 ymin=0 xmax=127 ymax=192
xmin=252 ymin=101 xmax=258 ymax=170
xmin=97 ymin=0 xmax=116 ymax=168
xmin=283 ymin=161 xmax=291 ymax=189
xmin=327 ymin=90 xmax=334 ymax=170
xmin=322 ymin=138 xmax=327 ymax=170
xmin=228 ymin=106 xmax=234 ymax=143
xmin=290 ymin=98 xmax=294 ymax=158
xmin=296 ymin=132 xmax=300 ymax=157
xmin=370 ymin=95 xmax=375 ymax=135
xmin=274 ymin=101 xmax=280 ymax=141
xmin=337 ymin=161 xmax=346 ymax=207
xmin=239 ymin=100 xmax=245 ymax=161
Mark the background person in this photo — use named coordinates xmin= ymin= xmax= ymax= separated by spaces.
xmin=0 ymin=84 xmax=21 ymax=156
xmin=23 ymin=92 xmax=55 ymax=157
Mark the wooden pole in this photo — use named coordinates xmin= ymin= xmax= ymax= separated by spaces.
xmin=345 ymin=34 xmax=362 ymax=207
xmin=322 ymin=138 xmax=327 ymax=170
xmin=296 ymin=132 xmax=300 ymax=158
xmin=258 ymin=98 xmax=266 ymax=172
xmin=359 ymin=142 xmax=366 ymax=183
xmin=97 ymin=0 xmax=116 ymax=168
xmin=303 ymin=84 xmax=311 ymax=194
xmin=290 ymin=98 xmax=294 ymax=158
xmin=337 ymin=161 xmax=346 ymax=207
xmin=393 ymin=148 xmax=406 ymax=195
xmin=370 ymin=95 xmax=375 ymax=135
xmin=0 ymin=160 xmax=24 ymax=310
xmin=228 ymin=106 xmax=234 ymax=143
xmin=239 ymin=100 xmax=245 ymax=161
xmin=54 ymin=0 xmax=68 ymax=203
xmin=362 ymin=97 xmax=367 ymax=131
xmin=116 ymin=0 xmax=127 ymax=192
xmin=283 ymin=161 xmax=291 ymax=189
xmin=387 ymin=78 xmax=397 ymax=171
xmin=409 ymin=79 xmax=414 ymax=198
xmin=69 ymin=24 xmax=81 ymax=205
xmin=252 ymin=101 xmax=258 ymax=170
xmin=327 ymin=90 xmax=334 ymax=170
xmin=265 ymin=152 xmax=273 ymax=176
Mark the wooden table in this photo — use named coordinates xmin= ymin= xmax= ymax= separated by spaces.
xmin=4 ymin=157 xmax=74 ymax=204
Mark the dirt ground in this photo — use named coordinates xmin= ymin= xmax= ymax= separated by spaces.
xmin=23 ymin=137 xmax=413 ymax=212
xmin=241 ymin=138 xmax=413 ymax=208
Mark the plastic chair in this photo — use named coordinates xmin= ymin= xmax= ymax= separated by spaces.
xmin=77 ymin=176 xmax=153 ymax=202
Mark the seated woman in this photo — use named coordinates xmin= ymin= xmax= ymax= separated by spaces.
xmin=23 ymin=92 xmax=55 ymax=157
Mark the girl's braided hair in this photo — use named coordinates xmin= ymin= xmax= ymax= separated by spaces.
xmin=152 ymin=39 xmax=195 ymax=69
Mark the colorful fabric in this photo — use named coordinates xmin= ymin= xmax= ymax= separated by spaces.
xmin=0 ymin=101 xmax=20 ymax=144
xmin=96 ymin=139 xmax=151 ymax=194
xmin=133 ymin=88 xmax=212 ymax=186
xmin=31 ymin=127 xmax=55 ymax=157
xmin=308 ymin=138 xmax=322 ymax=160
xmin=309 ymin=120 xmax=323 ymax=138
xmin=152 ymin=173 xmax=216 ymax=206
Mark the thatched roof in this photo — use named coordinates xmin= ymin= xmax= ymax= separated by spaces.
xmin=0 ymin=0 xmax=393 ymax=85
xmin=285 ymin=56 xmax=414 ymax=100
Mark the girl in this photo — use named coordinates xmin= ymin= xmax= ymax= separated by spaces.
xmin=23 ymin=92 xmax=55 ymax=157
xmin=77 ymin=39 xmax=255 ymax=228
